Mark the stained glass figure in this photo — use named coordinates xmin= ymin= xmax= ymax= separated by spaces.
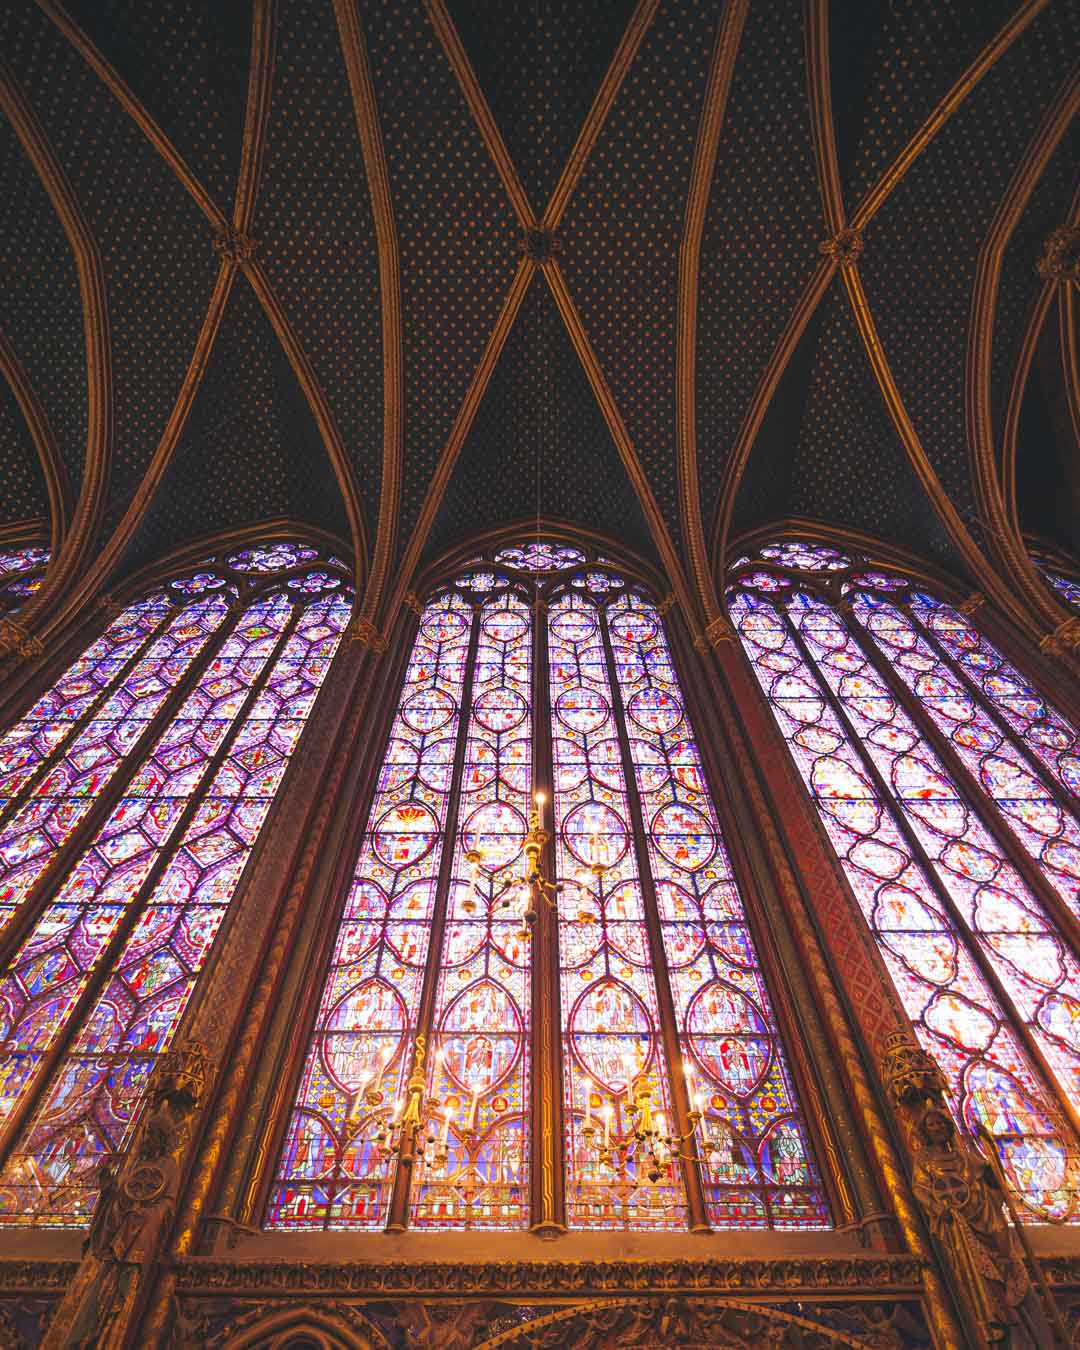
xmin=730 ymin=541 xmax=1080 ymax=1222
xmin=0 ymin=546 xmax=350 ymax=1226
xmin=273 ymin=544 xmax=827 ymax=1233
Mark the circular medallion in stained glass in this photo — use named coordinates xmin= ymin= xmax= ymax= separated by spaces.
xmin=170 ymin=571 xmax=227 ymax=596
xmin=551 ymin=609 xmax=597 ymax=644
xmin=925 ymin=991 xmax=996 ymax=1051
xmin=380 ymin=738 xmax=419 ymax=790
xmin=610 ymin=612 xmax=657 ymax=646
xmin=421 ymin=609 xmax=469 ymax=643
xmin=287 ymin=571 xmax=341 ymax=594
xmin=416 ymin=738 xmax=457 ymax=793
xmin=627 ymin=687 xmax=683 ymax=735
xmin=563 ymin=801 xmax=629 ymax=870
xmin=474 ymin=687 xmax=528 ymax=733
xmin=322 ymin=978 xmax=406 ymax=1092
xmin=459 ymin=570 xmax=509 ymax=593
xmin=1037 ymin=991 xmax=1080 ymax=1052
xmin=482 ymin=607 xmax=529 ymax=642
xmin=651 ymin=802 xmax=716 ymax=871
xmin=372 ymin=802 xmax=440 ymax=869
xmin=401 ymin=687 xmax=456 ymax=733
xmin=555 ymin=687 xmax=610 ymax=734
xmin=462 ymin=801 xmax=526 ymax=870
xmin=811 ymin=756 xmax=881 ymax=836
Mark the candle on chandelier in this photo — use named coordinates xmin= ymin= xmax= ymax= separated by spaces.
xmin=603 ymin=1102 xmax=613 ymax=1149
xmin=534 ymin=790 xmax=546 ymax=827
xmin=466 ymin=1089 xmax=479 ymax=1133
xmin=583 ymin=1082 xmax=593 ymax=1127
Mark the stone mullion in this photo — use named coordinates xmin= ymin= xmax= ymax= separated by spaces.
xmin=0 ymin=596 xmax=236 ymax=977
xmin=529 ymin=596 xmax=565 ymax=1235
xmin=849 ymin=603 xmax=1080 ymax=976
xmin=209 ymin=631 xmax=413 ymax=1233
xmin=904 ymin=599 xmax=1080 ymax=822
xmin=384 ymin=602 xmax=481 ymax=1231
xmin=0 ymin=602 xmax=173 ymax=837
xmin=781 ymin=602 xmax=1080 ymax=1152
xmin=597 ymin=603 xmax=710 ymax=1233
xmin=0 ymin=603 xmax=305 ymax=1175
xmin=666 ymin=610 xmax=871 ymax=1237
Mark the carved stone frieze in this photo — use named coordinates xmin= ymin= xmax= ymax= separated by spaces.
xmin=171 ymin=1254 xmax=922 ymax=1297
xmin=171 ymin=1293 xmax=933 ymax=1350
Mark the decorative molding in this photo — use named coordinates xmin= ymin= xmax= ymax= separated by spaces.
xmin=656 ymin=592 xmax=677 ymax=617
xmin=0 ymin=1265 xmax=78 ymax=1292
xmin=542 ymin=0 xmax=659 ymax=231
xmin=212 ymin=229 xmax=260 ymax=264
xmin=1037 ymin=224 xmax=1080 ymax=284
xmin=849 ymin=0 xmax=1051 ymax=232
xmin=818 ymin=229 xmax=863 ymax=267
xmin=0 ymin=328 xmax=71 ymax=554
xmin=172 ymin=1254 xmax=924 ymax=1297
xmin=675 ymin=0 xmax=748 ymax=626
xmin=957 ymin=592 xmax=985 ymax=615
xmin=334 ymin=0 xmax=403 ymax=615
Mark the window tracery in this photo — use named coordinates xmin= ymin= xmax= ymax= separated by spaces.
xmin=0 ymin=542 xmax=350 ymax=1225
xmin=0 ymin=546 xmax=50 ymax=617
xmin=269 ymin=543 xmax=827 ymax=1233
xmin=729 ymin=539 xmax=1080 ymax=1223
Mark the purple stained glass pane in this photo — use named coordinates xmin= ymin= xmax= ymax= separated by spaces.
xmin=607 ymin=592 xmax=828 ymax=1230
xmin=732 ymin=587 xmax=1078 ymax=1222
xmin=757 ymin=542 xmax=850 ymax=572
xmin=1041 ymin=567 xmax=1080 ymax=615
xmin=0 ymin=597 xmax=349 ymax=1225
xmin=411 ymin=594 xmax=532 ymax=1230
xmin=0 ymin=547 xmax=50 ymax=579
xmin=549 ymin=591 xmax=684 ymax=1231
xmin=267 ymin=592 xmax=473 ymax=1231
xmin=494 ymin=543 xmax=585 ymax=572
xmin=228 ymin=543 xmax=320 ymax=574
xmin=0 ymin=596 xmax=232 ymax=937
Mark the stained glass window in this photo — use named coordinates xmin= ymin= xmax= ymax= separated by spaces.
xmin=1034 ymin=556 xmax=1080 ymax=615
xmin=730 ymin=539 xmax=1080 ymax=1222
xmin=270 ymin=542 xmax=828 ymax=1232
xmin=0 ymin=545 xmax=50 ymax=616
xmin=0 ymin=543 xmax=350 ymax=1225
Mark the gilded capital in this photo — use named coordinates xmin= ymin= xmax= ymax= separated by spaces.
xmin=0 ymin=618 xmax=44 ymax=659
xmin=1039 ymin=615 xmax=1080 ymax=659
xmin=957 ymin=592 xmax=984 ymax=616
xmin=348 ymin=615 xmax=388 ymax=652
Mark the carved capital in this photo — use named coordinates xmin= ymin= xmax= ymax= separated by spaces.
xmin=1036 ymin=225 xmax=1080 ymax=283
xmin=880 ymin=1031 xmax=948 ymax=1109
xmin=0 ymin=618 xmax=44 ymax=660
xmin=1040 ymin=615 xmax=1080 ymax=658
xmin=97 ymin=594 xmax=126 ymax=621
xmin=517 ymin=226 xmax=561 ymax=265
xmin=819 ymin=228 xmax=863 ymax=267
xmin=957 ymin=592 xmax=984 ymax=615
xmin=212 ymin=229 xmax=259 ymax=264
xmin=348 ymin=616 xmax=388 ymax=652
xmin=403 ymin=591 xmax=424 ymax=618
xmin=694 ymin=614 xmax=736 ymax=651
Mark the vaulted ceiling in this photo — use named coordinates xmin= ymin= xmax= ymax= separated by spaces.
xmin=0 ymin=0 xmax=1077 ymax=636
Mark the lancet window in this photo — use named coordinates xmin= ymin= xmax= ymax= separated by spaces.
xmin=0 ymin=545 xmax=50 ymax=617
xmin=269 ymin=542 xmax=828 ymax=1233
xmin=729 ymin=538 xmax=1080 ymax=1223
xmin=1034 ymin=553 xmax=1080 ymax=615
xmin=0 ymin=541 xmax=350 ymax=1225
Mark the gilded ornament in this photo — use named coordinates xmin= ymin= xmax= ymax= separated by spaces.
xmin=348 ymin=615 xmax=389 ymax=651
xmin=212 ymin=229 xmax=259 ymax=263
xmin=1039 ymin=616 xmax=1080 ymax=658
xmin=819 ymin=228 xmax=864 ymax=267
xmin=957 ymin=593 xmax=985 ymax=616
xmin=1036 ymin=225 xmax=1080 ymax=283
